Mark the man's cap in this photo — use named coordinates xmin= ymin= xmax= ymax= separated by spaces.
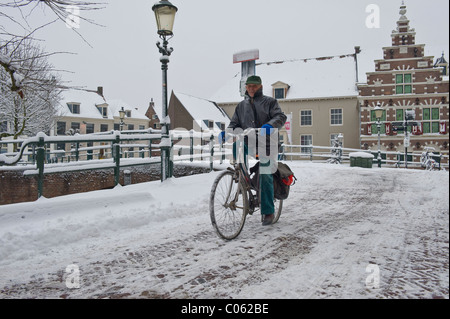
xmin=245 ymin=75 xmax=262 ymax=85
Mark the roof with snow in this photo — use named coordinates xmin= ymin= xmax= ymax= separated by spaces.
xmin=210 ymin=55 xmax=358 ymax=104
xmin=57 ymin=90 xmax=148 ymax=120
xmin=172 ymin=91 xmax=230 ymax=130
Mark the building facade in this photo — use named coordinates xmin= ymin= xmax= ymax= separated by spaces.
xmin=358 ymin=4 xmax=449 ymax=165
xmin=53 ymin=87 xmax=152 ymax=160
xmin=212 ymin=55 xmax=361 ymax=156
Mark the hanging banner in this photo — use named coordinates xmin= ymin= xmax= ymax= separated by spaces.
xmin=385 ymin=123 xmax=392 ymax=135
xmin=440 ymin=121 xmax=447 ymax=135
xmin=285 ymin=113 xmax=293 ymax=144
xmin=412 ymin=122 xmax=423 ymax=135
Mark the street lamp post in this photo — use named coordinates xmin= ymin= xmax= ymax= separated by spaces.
xmin=374 ymin=103 xmax=384 ymax=168
xmin=119 ymin=107 xmax=126 ymax=132
xmin=152 ymin=0 xmax=178 ymax=182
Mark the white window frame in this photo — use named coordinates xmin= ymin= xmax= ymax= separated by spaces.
xmin=330 ymin=108 xmax=343 ymax=126
xmin=300 ymin=110 xmax=313 ymax=127
xmin=300 ymin=134 xmax=313 ymax=154
xmin=67 ymin=103 xmax=80 ymax=114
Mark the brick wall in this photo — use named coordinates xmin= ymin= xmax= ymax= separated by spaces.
xmin=0 ymin=164 xmax=210 ymax=206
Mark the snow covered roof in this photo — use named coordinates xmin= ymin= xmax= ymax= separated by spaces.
xmin=211 ymin=55 xmax=358 ymax=104
xmin=57 ymin=90 xmax=107 ymax=119
xmin=57 ymin=90 xmax=148 ymax=120
xmin=173 ymin=91 xmax=230 ymax=130
xmin=107 ymin=99 xmax=149 ymax=120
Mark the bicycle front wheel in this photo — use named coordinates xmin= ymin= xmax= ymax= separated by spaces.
xmin=210 ymin=171 xmax=248 ymax=240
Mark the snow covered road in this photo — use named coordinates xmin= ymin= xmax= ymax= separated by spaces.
xmin=0 ymin=162 xmax=448 ymax=299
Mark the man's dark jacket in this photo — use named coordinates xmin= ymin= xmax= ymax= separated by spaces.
xmin=228 ymin=89 xmax=287 ymax=131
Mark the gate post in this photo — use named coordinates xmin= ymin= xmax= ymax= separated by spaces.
xmin=113 ymin=134 xmax=121 ymax=186
xmin=36 ymin=136 xmax=45 ymax=199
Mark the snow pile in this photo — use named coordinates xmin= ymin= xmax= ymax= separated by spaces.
xmin=0 ymin=162 xmax=448 ymax=299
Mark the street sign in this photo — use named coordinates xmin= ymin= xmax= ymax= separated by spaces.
xmin=404 ymin=135 xmax=411 ymax=148
xmin=405 ymin=110 xmax=415 ymax=121
xmin=392 ymin=122 xmax=405 ymax=127
xmin=392 ymin=121 xmax=419 ymax=128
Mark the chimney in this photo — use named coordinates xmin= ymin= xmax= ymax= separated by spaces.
xmin=97 ymin=86 xmax=104 ymax=96
xmin=233 ymin=49 xmax=259 ymax=96
xmin=145 ymin=98 xmax=156 ymax=120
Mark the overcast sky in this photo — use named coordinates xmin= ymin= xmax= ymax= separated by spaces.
xmin=4 ymin=0 xmax=450 ymax=115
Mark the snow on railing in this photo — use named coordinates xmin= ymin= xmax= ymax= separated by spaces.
xmin=281 ymin=144 xmax=449 ymax=169
xmin=1 ymin=130 xmax=448 ymax=199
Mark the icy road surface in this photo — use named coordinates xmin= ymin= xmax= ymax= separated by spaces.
xmin=0 ymin=162 xmax=448 ymax=299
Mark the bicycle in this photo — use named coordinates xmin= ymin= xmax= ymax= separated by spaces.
xmin=421 ymin=147 xmax=438 ymax=171
xmin=209 ymin=130 xmax=283 ymax=240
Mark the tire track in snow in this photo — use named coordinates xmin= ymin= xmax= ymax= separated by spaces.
xmin=1 ymin=165 xmax=448 ymax=299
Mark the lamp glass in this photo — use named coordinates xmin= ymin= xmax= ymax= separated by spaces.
xmin=119 ymin=108 xmax=126 ymax=120
xmin=374 ymin=107 xmax=384 ymax=120
xmin=153 ymin=1 xmax=178 ymax=36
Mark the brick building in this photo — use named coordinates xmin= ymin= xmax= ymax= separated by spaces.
xmin=358 ymin=3 xmax=449 ymax=165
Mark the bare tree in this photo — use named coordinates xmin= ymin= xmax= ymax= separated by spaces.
xmin=1 ymin=0 xmax=105 ymax=88
xmin=0 ymin=1 xmax=105 ymax=139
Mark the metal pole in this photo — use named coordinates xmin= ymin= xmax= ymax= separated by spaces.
xmin=377 ymin=119 xmax=382 ymax=168
xmin=36 ymin=137 xmax=45 ymax=199
xmin=157 ymin=38 xmax=174 ymax=182
xmin=404 ymin=120 xmax=408 ymax=169
xmin=114 ymin=134 xmax=121 ymax=186
xmin=210 ymin=133 xmax=214 ymax=172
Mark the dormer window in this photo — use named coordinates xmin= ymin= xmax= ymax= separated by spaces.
xmin=67 ymin=103 xmax=80 ymax=114
xmin=126 ymin=110 xmax=131 ymax=118
xmin=96 ymin=105 xmax=108 ymax=118
xmin=271 ymin=81 xmax=290 ymax=100
xmin=216 ymin=122 xmax=226 ymax=131
xmin=274 ymin=88 xmax=285 ymax=99
xmin=203 ymin=120 xmax=214 ymax=129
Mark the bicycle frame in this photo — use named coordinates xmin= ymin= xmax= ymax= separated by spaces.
xmin=209 ymin=129 xmax=284 ymax=240
xmin=228 ymin=158 xmax=260 ymax=215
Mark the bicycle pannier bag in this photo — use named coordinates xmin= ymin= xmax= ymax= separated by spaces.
xmin=273 ymin=162 xmax=296 ymax=200
xmin=250 ymin=162 xmax=297 ymax=200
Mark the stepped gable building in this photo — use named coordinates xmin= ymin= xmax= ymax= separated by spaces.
xmin=358 ymin=3 xmax=449 ymax=164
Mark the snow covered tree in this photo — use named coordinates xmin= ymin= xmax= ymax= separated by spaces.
xmin=0 ymin=40 xmax=62 ymax=140
xmin=0 ymin=1 xmax=105 ymax=140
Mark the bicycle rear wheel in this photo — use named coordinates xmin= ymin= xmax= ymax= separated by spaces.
xmin=272 ymin=199 xmax=283 ymax=224
xmin=210 ymin=170 xmax=248 ymax=240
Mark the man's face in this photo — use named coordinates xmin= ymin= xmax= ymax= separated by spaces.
xmin=246 ymin=84 xmax=262 ymax=98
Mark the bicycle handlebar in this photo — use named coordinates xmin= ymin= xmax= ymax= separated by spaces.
xmin=224 ymin=128 xmax=262 ymax=138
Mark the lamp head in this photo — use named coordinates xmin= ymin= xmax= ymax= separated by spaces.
xmin=152 ymin=0 xmax=178 ymax=37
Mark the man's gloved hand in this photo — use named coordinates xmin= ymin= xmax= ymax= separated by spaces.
xmin=218 ymin=131 xmax=226 ymax=145
xmin=260 ymin=124 xmax=274 ymax=136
